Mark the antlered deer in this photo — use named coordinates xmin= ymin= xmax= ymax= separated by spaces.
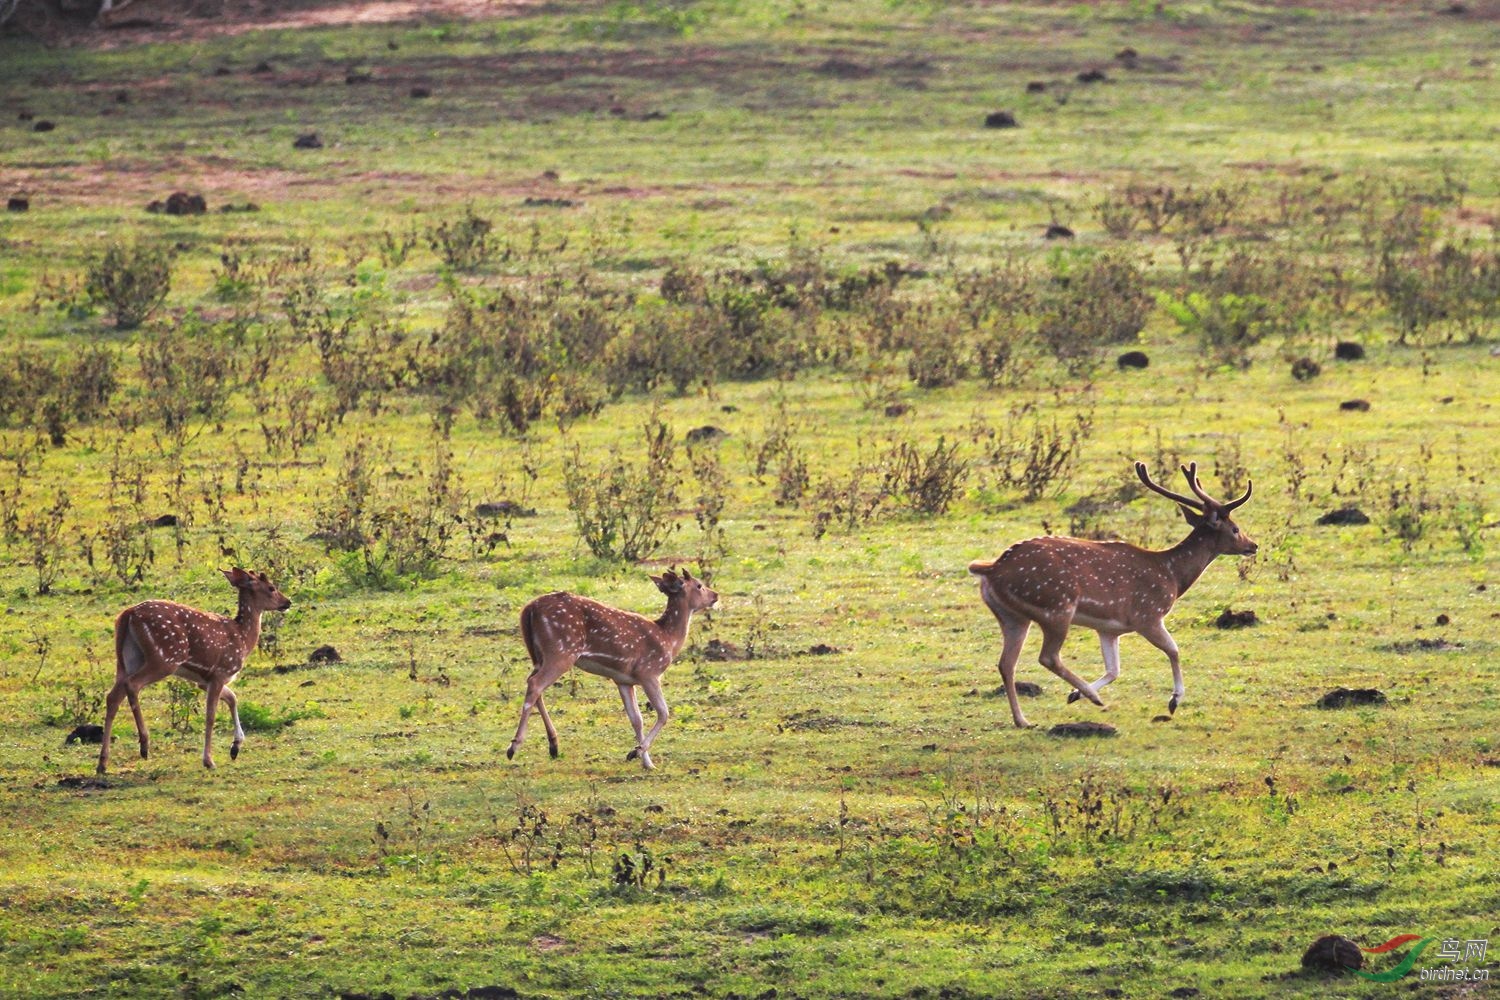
xmin=969 ymin=462 xmax=1255 ymax=728
xmin=507 ymin=568 xmax=718 ymax=770
xmin=97 ymin=568 xmax=291 ymax=774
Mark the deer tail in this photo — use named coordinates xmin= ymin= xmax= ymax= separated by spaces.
xmin=968 ymin=558 xmax=998 ymax=576
xmin=519 ymin=602 xmax=543 ymax=669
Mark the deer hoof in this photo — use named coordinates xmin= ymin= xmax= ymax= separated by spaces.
xmin=626 ymin=747 xmax=640 ymax=761
xmin=1066 ymin=690 xmax=1081 ymax=704
xmin=1168 ymin=696 xmax=1179 ymax=715
xmin=203 ymin=759 xmax=215 ymax=770
xmin=548 ymin=744 xmax=559 ymax=759
xmin=505 ymin=746 xmax=515 ymax=760
xmin=230 ymin=742 xmax=241 ymax=761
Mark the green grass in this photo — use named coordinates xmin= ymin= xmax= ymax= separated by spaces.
xmin=1 ymin=2 xmax=1498 ymax=997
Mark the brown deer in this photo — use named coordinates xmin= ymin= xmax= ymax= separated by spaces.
xmin=969 ymin=462 xmax=1255 ymax=728
xmin=506 ymin=568 xmax=718 ymax=770
xmin=97 ymin=568 xmax=291 ymax=774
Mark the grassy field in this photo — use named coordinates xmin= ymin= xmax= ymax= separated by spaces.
xmin=1 ymin=2 xmax=1498 ymax=997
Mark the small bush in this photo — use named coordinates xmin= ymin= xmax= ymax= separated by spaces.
xmin=562 ymin=414 xmax=681 ymax=561
xmin=86 ymin=240 xmax=174 ymax=330
xmin=880 ymin=436 xmax=970 ymax=515
xmin=975 ymin=405 xmax=1094 ymax=502
xmin=1036 ymin=251 xmax=1153 ymax=372
xmin=426 ymin=205 xmax=497 ymax=271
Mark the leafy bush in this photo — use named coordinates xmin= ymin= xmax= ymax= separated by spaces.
xmin=85 ymin=240 xmax=174 ymax=329
xmin=880 ymin=436 xmax=969 ymax=515
xmin=426 ymin=205 xmax=497 ymax=271
xmin=562 ymin=414 xmax=681 ymax=561
xmin=1036 ymin=251 xmax=1153 ymax=372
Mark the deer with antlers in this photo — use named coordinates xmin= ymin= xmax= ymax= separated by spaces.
xmin=969 ymin=462 xmax=1255 ymax=728
xmin=506 ymin=568 xmax=718 ymax=770
xmin=97 ymin=568 xmax=291 ymax=774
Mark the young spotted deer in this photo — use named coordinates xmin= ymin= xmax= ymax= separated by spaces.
xmin=507 ymin=569 xmax=718 ymax=770
xmin=97 ymin=568 xmax=291 ymax=774
xmin=969 ymin=462 xmax=1256 ymax=728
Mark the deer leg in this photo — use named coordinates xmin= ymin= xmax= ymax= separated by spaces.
xmin=126 ymin=689 xmax=149 ymax=760
xmin=617 ymin=683 xmax=653 ymax=770
xmin=507 ymin=661 xmax=568 ymax=761
xmin=1037 ymin=620 xmax=1104 ymax=708
xmin=1068 ymin=632 xmax=1123 ymax=705
xmin=638 ymin=676 xmax=671 ymax=757
xmin=202 ymin=678 xmax=225 ymax=769
xmin=994 ymin=611 xmax=1034 ymax=729
xmin=97 ymin=680 xmax=127 ymax=775
xmin=219 ymin=686 xmax=244 ymax=761
xmin=534 ymin=692 xmax=560 ymax=758
xmin=1138 ymin=621 xmax=1184 ymax=714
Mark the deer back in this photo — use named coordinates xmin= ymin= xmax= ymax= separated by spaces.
xmin=118 ymin=600 xmax=256 ymax=680
xmin=522 ymin=592 xmax=676 ymax=672
xmin=971 ymin=536 xmax=1182 ymax=628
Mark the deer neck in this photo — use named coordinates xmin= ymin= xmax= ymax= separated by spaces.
xmin=233 ymin=598 xmax=264 ymax=656
xmin=655 ymin=598 xmax=694 ymax=655
xmin=1161 ymin=529 xmax=1222 ymax=597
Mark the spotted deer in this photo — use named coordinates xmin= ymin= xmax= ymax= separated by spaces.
xmin=968 ymin=462 xmax=1255 ymax=728
xmin=97 ymin=568 xmax=291 ymax=774
xmin=506 ymin=568 xmax=718 ymax=770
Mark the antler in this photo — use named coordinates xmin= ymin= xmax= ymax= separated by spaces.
xmin=1137 ymin=461 xmax=1252 ymax=514
xmin=1181 ymin=463 xmax=1253 ymax=512
xmin=1135 ymin=461 xmax=1206 ymax=510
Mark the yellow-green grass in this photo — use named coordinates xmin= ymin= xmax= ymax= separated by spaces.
xmin=1 ymin=2 xmax=1498 ymax=997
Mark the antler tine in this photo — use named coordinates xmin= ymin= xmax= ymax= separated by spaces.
xmin=1221 ymin=478 xmax=1253 ymax=512
xmin=1135 ymin=461 xmax=1206 ymax=510
xmin=1180 ymin=462 xmax=1217 ymax=507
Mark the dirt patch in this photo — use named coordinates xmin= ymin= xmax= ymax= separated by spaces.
xmin=75 ymin=0 xmax=537 ymax=48
xmin=1048 ymin=721 xmax=1117 ymax=738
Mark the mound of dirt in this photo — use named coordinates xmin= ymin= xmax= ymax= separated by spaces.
xmin=1291 ymin=357 xmax=1321 ymax=381
xmin=1300 ymin=934 xmax=1361 ymax=972
xmin=1316 ymin=688 xmax=1386 ymax=709
xmin=1317 ymin=507 xmax=1369 ymax=526
xmin=1334 ymin=340 xmax=1366 ymax=361
xmin=1339 ymin=399 xmax=1371 ymax=412
xmin=1117 ymin=350 xmax=1150 ymax=370
xmin=1215 ymin=608 xmax=1259 ymax=629
xmin=984 ymin=110 xmax=1019 ymax=128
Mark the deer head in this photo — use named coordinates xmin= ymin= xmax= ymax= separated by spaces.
xmin=1135 ymin=462 xmax=1257 ymax=556
xmin=650 ymin=568 xmax=719 ymax=612
xmin=223 ymin=567 xmax=293 ymax=612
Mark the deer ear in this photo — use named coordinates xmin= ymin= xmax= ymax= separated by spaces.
xmin=1180 ymin=505 xmax=1208 ymax=528
xmin=653 ymin=572 xmax=683 ymax=595
xmin=223 ymin=567 xmax=250 ymax=587
xmin=681 ymin=568 xmax=694 ymax=581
